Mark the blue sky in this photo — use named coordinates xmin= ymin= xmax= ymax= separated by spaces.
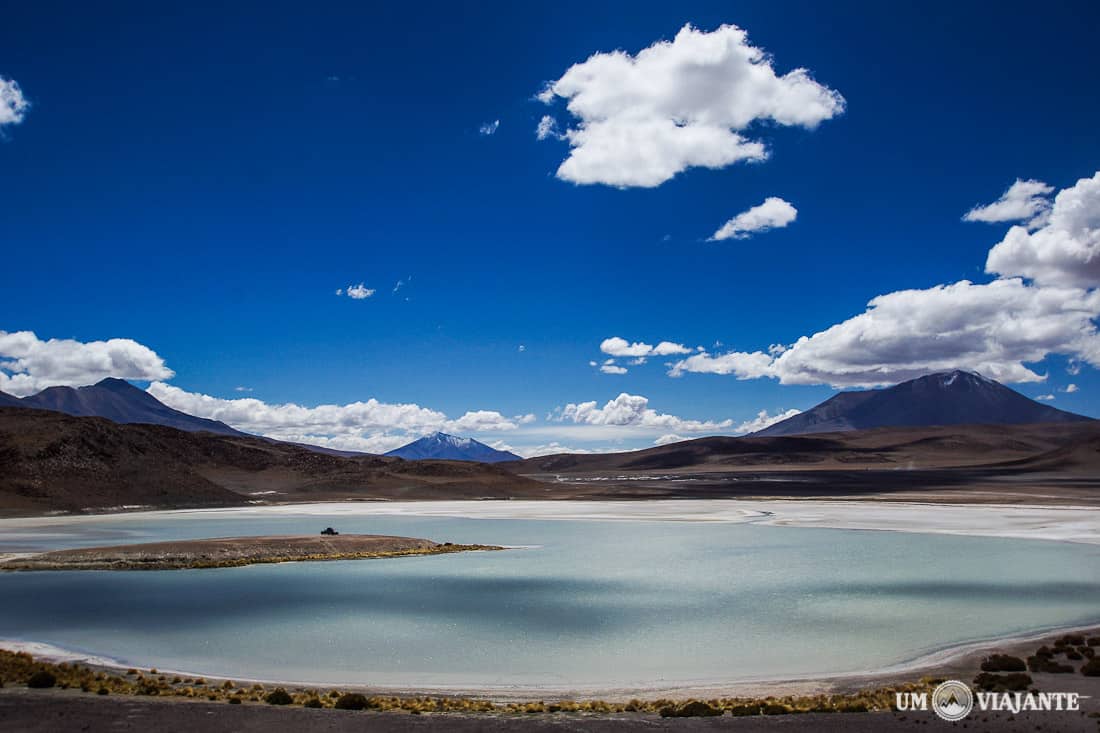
xmin=1 ymin=1 xmax=1098 ymax=454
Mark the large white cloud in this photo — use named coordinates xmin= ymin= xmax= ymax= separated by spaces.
xmin=147 ymin=382 xmax=524 ymax=447
xmin=670 ymin=278 xmax=1100 ymax=386
xmin=985 ymin=172 xmax=1100 ymax=288
xmin=0 ymin=330 xmax=175 ymax=397
xmin=0 ymin=77 xmax=28 ymax=127
xmin=710 ymin=197 xmax=797 ymax=240
xmin=963 ymin=179 xmax=1054 ymax=224
xmin=553 ymin=392 xmax=732 ymax=432
xmin=537 ymin=24 xmax=844 ymax=188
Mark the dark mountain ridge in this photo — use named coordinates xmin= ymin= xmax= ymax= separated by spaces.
xmin=755 ymin=370 xmax=1091 ymax=437
xmin=15 ymin=378 xmax=246 ymax=436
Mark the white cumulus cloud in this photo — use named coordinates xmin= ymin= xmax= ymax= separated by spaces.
xmin=554 ymin=392 xmax=732 ymax=432
xmin=600 ymin=336 xmax=692 ymax=358
xmin=985 ymin=172 xmax=1100 ymax=289
xmin=337 ymin=283 xmax=375 ymax=300
xmin=0 ymin=77 xmax=28 ymax=127
xmin=537 ymin=24 xmax=844 ymax=188
xmin=670 ymin=278 xmax=1100 ymax=387
xmin=147 ymin=382 xmax=526 ymax=452
xmin=710 ymin=197 xmax=797 ymax=240
xmin=0 ymin=330 xmax=175 ymax=397
xmin=963 ymin=179 xmax=1054 ymax=224
xmin=734 ymin=408 xmax=801 ymax=434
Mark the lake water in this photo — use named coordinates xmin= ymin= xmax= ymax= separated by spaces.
xmin=1 ymin=502 xmax=1099 ymax=691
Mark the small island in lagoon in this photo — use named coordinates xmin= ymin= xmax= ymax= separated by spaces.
xmin=0 ymin=533 xmax=503 ymax=571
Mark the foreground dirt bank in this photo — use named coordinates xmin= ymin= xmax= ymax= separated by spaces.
xmin=1 ymin=627 xmax=1098 ymax=729
xmin=1 ymin=687 xmax=1099 ymax=732
xmin=0 ymin=534 xmax=502 ymax=571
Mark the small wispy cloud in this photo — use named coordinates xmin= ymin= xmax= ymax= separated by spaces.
xmin=234 ymin=386 xmax=254 ymax=393
xmin=710 ymin=197 xmax=798 ymax=241
xmin=336 ymin=283 xmax=375 ymax=300
xmin=536 ymin=115 xmax=560 ymax=140
xmin=0 ymin=77 xmax=29 ymax=128
xmin=479 ymin=119 xmax=500 ymax=136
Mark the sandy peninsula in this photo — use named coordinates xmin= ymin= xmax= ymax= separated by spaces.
xmin=0 ymin=534 xmax=502 ymax=571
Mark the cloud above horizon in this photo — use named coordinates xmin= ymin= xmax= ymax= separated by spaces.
xmin=710 ymin=197 xmax=797 ymax=240
xmin=147 ymin=382 xmax=527 ymax=454
xmin=0 ymin=330 xmax=175 ymax=397
xmin=552 ymin=392 xmax=733 ymax=433
xmin=536 ymin=23 xmax=844 ymax=188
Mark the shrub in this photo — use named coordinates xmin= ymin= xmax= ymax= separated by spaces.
xmin=981 ymin=654 xmax=1026 ymax=672
xmin=228 ymin=697 xmax=241 ymax=704
xmin=1028 ymin=655 xmax=1074 ymax=673
xmin=26 ymin=670 xmax=56 ymax=689
xmin=1067 ymin=650 xmax=1083 ymax=661
xmin=973 ymin=673 xmax=1032 ymax=692
xmin=659 ymin=700 xmax=723 ymax=717
xmin=303 ymin=697 xmax=323 ymax=708
xmin=97 ymin=687 xmax=108 ymax=695
xmin=1082 ymin=658 xmax=1100 ymax=677
xmin=762 ymin=703 xmax=793 ymax=715
xmin=728 ymin=704 xmax=759 ymax=716
xmin=335 ymin=693 xmax=369 ymax=710
xmin=1087 ymin=637 xmax=1100 ymax=647
xmin=265 ymin=688 xmax=293 ymax=705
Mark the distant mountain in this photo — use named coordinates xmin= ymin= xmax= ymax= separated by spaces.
xmin=0 ymin=391 xmax=22 ymax=408
xmin=386 ymin=431 xmax=521 ymax=463
xmin=16 ymin=378 xmax=246 ymax=437
xmin=755 ymin=370 xmax=1093 ymax=437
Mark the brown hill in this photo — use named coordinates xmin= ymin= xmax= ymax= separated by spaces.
xmin=503 ymin=422 xmax=1100 ymax=504
xmin=509 ymin=422 xmax=1100 ymax=474
xmin=0 ymin=407 xmax=543 ymax=515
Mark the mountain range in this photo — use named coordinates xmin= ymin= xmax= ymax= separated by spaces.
xmin=385 ymin=432 xmax=520 ymax=463
xmin=755 ymin=370 xmax=1091 ymax=437
xmin=0 ymin=408 xmax=544 ymax=515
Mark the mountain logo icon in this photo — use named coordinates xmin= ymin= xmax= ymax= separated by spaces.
xmin=932 ymin=680 xmax=974 ymax=721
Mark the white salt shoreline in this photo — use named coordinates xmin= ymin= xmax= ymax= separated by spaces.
xmin=3 ymin=499 xmax=1094 ymax=546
